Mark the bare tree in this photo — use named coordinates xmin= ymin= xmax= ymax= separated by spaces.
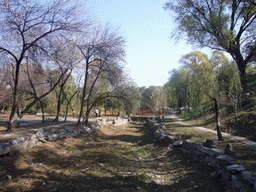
xmin=20 ymin=55 xmax=72 ymax=123
xmin=76 ymin=24 xmax=126 ymax=125
xmin=0 ymin=0 xmax=91 ymax=132
xmin=247 ymin=0 xmax=256 ymax=6
xmin=51 ymin=40 xmax=82 ymax=122
xmin=63 ymin=90 xmax=79 ymax=121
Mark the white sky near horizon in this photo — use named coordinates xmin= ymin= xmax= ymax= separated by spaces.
xmin=86 ymin=0 xmax=210 ymax=88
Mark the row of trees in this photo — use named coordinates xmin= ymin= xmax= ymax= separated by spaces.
xmin=163 ymin=0 xmax=256 ymax=140
xmin=1 ymin=0 xmax=256 ymax=140
xmin=131 ymin=0 xmax=256 ymax=140
xmin=165 ymin=51 xmax=251 ymax=140
xmin=164 ymin=0 xmax=256 ymax=104
xmin=138 ymin=86 xmax=167 ymax=112
xmin=0 ymin=0 xmax=138 ymax=132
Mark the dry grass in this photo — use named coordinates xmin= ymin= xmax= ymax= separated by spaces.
xmin=0 ymin=120 xmax=225 ymax=192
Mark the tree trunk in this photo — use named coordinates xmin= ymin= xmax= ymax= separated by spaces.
xmin=236 ymin=55 xmax=250 ymax=107
xmin=7 ymin=60 xmax=21 ymax=132
xmin=8 ymin=100 xmax=17 ymax=132
xmin=39 ymin=100 xmax=45 ymax=124
xmin=64 ymin=103 xmax=69 ymax=122
xmin=178 ymin=95 xmax=182 ymax=114
xmin=234 ymin=103 xmax=238 ymax=122
xmin=239 ymin=64 xmax=248 ymax=94
xmin=213 ymin=98 xmax=223 ymax=141
xmin=16 ymin=105 xmax=21 ymax=127
xmin=63 ymin=91 xmax=77 ymax=122
xmin=77 ymin=58 xmax=89 ymax=126
xmin=54 ymin=89 xmax=61 ymax=122
xmin=54 ymin=71 xmax=72 ymax=122
xmin=84 ymin=101 xmax=90 ymax=125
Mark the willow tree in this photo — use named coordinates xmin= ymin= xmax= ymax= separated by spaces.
xmin=140 ymin=86 xmax=167 ymax=112
xmin=164 ymin=0 xmax=256 ymax=104
xmin=164 ymin=68 xmax=191 ymax=114
xmin=180 ymin=51 xmax=225 ymax=140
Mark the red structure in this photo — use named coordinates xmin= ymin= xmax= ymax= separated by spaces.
xmin=135 ymin=109 xmax=162 ymax=116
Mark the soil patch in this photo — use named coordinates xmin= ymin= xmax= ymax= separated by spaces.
xmin=0 ymin=121 xmax=225 ymax=192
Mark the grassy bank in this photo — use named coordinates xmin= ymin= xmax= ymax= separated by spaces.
xmin=178 ymin=109 xmax=256 ymax=142
xmin=164 ymin=117 xmax=256 ymax=177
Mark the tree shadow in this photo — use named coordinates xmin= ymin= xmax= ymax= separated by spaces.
xmin=0 ymin=121 xmax=226 ymax=191
xmin=89 ymin=122 xmax=156 ymax=146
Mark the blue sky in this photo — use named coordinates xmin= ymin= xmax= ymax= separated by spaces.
xmin=86 ymin=0 xmax=195 ymax=87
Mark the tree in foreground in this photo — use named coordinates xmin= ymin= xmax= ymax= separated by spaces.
xmin=164 ymin=0 xmax=256 ymax=104
xmin=76 ymin=24 xmax=127 ymax=125
xmin=0 ymin=0 xmax=89 ymax=131
xmin=180 ymin=51 xmax=225 ymax=140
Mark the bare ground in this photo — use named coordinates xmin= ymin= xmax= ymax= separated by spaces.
xmin=0 ymin=118 xmax=226 ymax=192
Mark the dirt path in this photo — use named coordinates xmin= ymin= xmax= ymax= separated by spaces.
xmin=0 ymin=121 xmax=225 ymax=192
xmin=169 ymin=115 xmax=256 ymax=151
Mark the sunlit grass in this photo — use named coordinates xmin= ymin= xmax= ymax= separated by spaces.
xmin=165 ymin=118 xmax=218 ymax=141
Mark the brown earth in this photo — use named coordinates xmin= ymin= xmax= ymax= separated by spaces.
xmin=0 ymin=117 xmax=226 ymax=192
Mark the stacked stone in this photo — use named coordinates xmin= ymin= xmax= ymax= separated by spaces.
xmin=182 ymin=140 xmax=256 ymax=191
xmin=148 ymin=118 xmax=183 ymax=147
xmin=0 ymin=117 xmax=130 ymax=157
xmin=112 ymin=118 xmax=129 ymax=126
xmin=0 ymin=134 xmax=39 ymax=156
xmin=0 ymin=125 xmax=96 ymax=156
xmin=97 ymin=118 xmax=129 ymax=126
xmin=42 ymin=125 xmax=94 ymax=141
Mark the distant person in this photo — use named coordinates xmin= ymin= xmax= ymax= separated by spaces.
xmin=95 ymin=109 xmax=99 ymax=117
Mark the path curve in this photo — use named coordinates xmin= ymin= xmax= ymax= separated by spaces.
xmin=167 ymin=115 xmax=256 ymax=151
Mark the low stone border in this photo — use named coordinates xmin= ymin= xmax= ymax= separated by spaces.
xmin=147 ymin=118 xmax=256 ymax=191
xmin=0 ymin=118 xmax=129 ymax=156
xmin=148 ymin=117 xmax=183 ymax=147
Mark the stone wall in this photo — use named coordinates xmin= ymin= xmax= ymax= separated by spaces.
xmin=148 ymin=118 xmax=256 ymax=191
xmin=0 ymin=118 xmax=129 ymax=156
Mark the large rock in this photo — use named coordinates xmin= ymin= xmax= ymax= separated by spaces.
xmin=183 ymin=140 xmax=202 ymax=150
xmin=224 ymin=143 xmax=235 ymax=156
xmin=165 ymin=135 xmax=177 ymax=144
xmin=36 ymin=128 xmax=44 ymax=139
xmin=46 ymin=134 xmax=59 ymax=141
xmin=80 ymin=126 xmax=93 ymax=134
xmin=173 ymin=140 xmax=183 ymax=147
xmin=226 ymin=164 xmax=245 ymax=175
xmin=216 ymin=155 xmax=237 ymax=168
xmin=203 ymin=139 xmax=218 ymax=148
